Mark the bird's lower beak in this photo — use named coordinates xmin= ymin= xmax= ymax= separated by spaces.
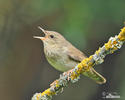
xmin=33 ymin=26 xmax=48 ymax=40
xmin=33 ymin=36 xmax=47 ymax=40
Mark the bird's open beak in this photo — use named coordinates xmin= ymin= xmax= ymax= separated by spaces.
xmin=38 ymin=26 xmax=47 ymax=34
xmin=33 ymin=36 xmax=46 ymax=40
xmin=33 ymin=26 xmax=48 ymax=40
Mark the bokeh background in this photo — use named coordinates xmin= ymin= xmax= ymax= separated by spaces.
xmin=0 ymin=0 xmax=125 ymax=100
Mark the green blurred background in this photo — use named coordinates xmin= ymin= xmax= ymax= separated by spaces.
xmin=0 ymin=0 xmax=125 ymax=100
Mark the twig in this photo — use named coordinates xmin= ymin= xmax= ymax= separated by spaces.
xmin=32 ymin=27 xmax=125 ymax=100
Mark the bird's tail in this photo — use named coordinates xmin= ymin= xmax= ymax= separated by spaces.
xmin=82 ymin=68 xmax=106 ymax=84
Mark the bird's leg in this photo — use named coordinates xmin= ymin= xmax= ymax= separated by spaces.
xmin=50 ymin=80 xmax=58 ymax=87
xmin=50 ymin=69 xmax=74 ymax=87
xmin=63 ymin=69 xmax=74 ymax=80
xmin=50 ymin=80 xmax=64 ymax=94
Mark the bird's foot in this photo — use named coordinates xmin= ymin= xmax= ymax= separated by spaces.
xmin=50 ymin=80 xmax=58 ymax=87
xmin=63 ymin=69 xmax=74 ymax=80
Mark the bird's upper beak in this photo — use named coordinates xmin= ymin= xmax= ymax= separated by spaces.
xmin=33 ymin=26 xmax=48 ymax=40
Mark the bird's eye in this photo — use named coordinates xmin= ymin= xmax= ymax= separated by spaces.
xmin=50 ymin=35 xmax=54 ymax=38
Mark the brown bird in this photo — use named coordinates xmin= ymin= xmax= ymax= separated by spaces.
xmin=34 ymin=26 xmax=106 ymax=84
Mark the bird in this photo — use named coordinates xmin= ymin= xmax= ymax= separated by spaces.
xmin=33 ymin=26 xmax=106 ymax=84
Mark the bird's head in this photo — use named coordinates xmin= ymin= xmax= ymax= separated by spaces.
xmin=33 ymin=26 xmax=66 ymax=47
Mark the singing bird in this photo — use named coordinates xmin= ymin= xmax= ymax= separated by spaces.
xmin=34 ymin=27 xmax=106 ymax=84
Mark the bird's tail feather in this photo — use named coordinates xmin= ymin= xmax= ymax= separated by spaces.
xmin=82 ymin=68 xmax=106 ymax=84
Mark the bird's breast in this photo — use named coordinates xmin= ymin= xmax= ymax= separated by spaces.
xmin=44 ymin=48 xmax=78 ymax=72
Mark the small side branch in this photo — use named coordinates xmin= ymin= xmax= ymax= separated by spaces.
xmin=32 ymin=27 xmax=125 ymax=100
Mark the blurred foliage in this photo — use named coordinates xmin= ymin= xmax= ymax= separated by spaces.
xmin=0 ymin=0 xmax=125 ymax=100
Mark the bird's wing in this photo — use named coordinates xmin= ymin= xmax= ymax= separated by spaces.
xmin=67 ymin=46 xmax=106 ymax=84
xmin=67 ymin=46 xmax=86 ymax=63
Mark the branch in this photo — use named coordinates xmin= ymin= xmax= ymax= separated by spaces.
xmin=32 ymin=27 xmax=125 ymax=100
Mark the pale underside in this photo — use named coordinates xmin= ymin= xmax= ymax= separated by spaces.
xmin=46 ymin=52 xmax=79 ymax=72
xmin=44 ymin=42 xmax=85 ymax=72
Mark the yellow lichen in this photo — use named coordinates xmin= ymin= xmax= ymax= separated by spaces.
xmin=113 ymin=46 xmax=117 ymax=50
xmin=95 ymin=48 xmax=101 ymax=55
xmin=41 ymin=89 xmax=55 ymax=96
xmin=37 ymin=93 xmax=42 ymax=100
xmin=87 ymin=56 xmax=93 ymax=66
xmin=55 ymin=80 xmax=60 ymax=88
xmin=81 ymin=56 xmax=93 ymax=71
xmin=113 ymin=41 xmax=117 ymax=45
xmin=81 ymin=58 xmax=88 ymax=67
xmin=70 ymin=58 xmax=92 ymax=80
xmin=71 ymin=71 xmax=79 ymax=80
xmin=77 ymin=63 xmax=83 ymax=74
xmin=105 ymin=40 xmax=112 ymax=50
xmin=118 ymin=27 xmax=125 ymax=41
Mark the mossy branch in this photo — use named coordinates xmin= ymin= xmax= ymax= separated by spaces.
xmin=32 ymin=27 xmax=125 ymax=100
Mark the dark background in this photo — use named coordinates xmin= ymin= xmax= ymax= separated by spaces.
xmin=0 ymin=0 xmax=125 ymax=100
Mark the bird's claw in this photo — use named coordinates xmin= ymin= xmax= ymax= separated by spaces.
xmin=50 ymin=80 xmax=58 ymax=87
xmin=63 ymin=69 xmax=74 ymax=80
